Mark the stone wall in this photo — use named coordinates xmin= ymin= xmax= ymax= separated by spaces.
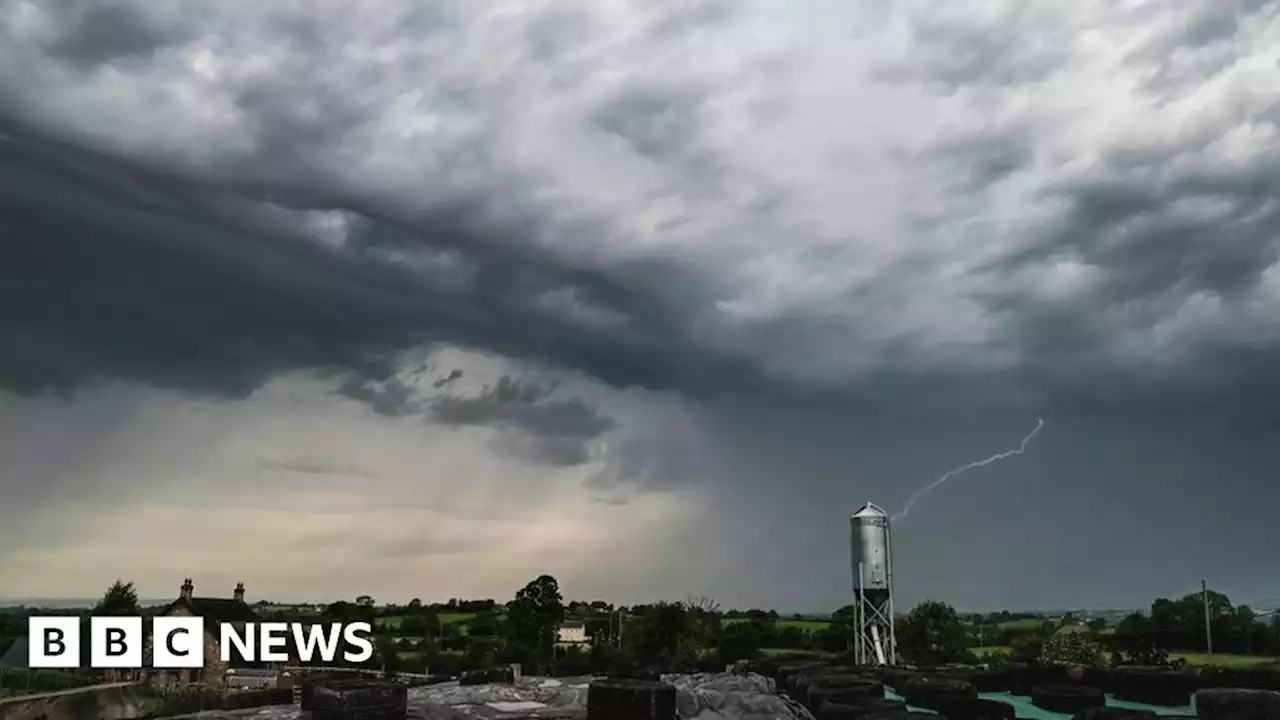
xmin=146 ymin=604 xmax=229 ymax=685
xmin=0 ymin=681 xmax=144 ymax=720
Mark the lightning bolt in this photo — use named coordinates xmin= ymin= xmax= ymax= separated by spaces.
xmin=892 ymin=418 xmax=1045 ymax=523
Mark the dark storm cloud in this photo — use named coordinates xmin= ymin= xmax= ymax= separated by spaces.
xmin=1 ymin=0 xmax=1279 ymax=440
xmin=0 ymin=117 xmax=755 ymax=406
xmin=336 ymin=377 xmax=418 ymax=417
xmin=429 ymin=376 xmax=616 ymax=466
xmin=40 ymin=0 xmax=192 ymax=69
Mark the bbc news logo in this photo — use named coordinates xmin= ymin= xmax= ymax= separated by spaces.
xmin=28 ymin=617 xmax=374 ymax=669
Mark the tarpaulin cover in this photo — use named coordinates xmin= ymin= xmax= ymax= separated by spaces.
xmin=884 ymin=687 xmax=1197 ymax=719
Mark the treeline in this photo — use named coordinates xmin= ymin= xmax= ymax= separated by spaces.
xmin=1110 ymin=589 xmax=1280 ymax=662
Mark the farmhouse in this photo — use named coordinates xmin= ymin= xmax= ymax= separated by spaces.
xmin=142 ymin=579 xmax=261 ymax=686
xmin=556 ymin=620 xmax=588 ymax=646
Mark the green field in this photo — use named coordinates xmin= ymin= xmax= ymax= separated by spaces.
xmin=995 ymin=618 xmax=1048 ymax=631
xmin=722 ymin=618 xmax=832 ymax=632
xmin=1170 ymin=652 xmax=1280 ymax=668
xmin=378 ymin=612 xmax=476 ymax=629
xmin=965 ymin=646 xmax=1280 ymax=669
xmin=759 ymin=647 xmax=838 ymax=658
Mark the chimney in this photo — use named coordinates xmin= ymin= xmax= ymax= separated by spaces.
xmin=234 ymin=582 xmax=245 ymax=603
xmin=180 ymin=578 xmax=194 ymax=601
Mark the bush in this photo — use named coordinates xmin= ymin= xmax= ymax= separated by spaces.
xmin=1039 ymin=631 xmax=1104 ymax=668
xmin=0 ymin=667 xmax=95 ymax=694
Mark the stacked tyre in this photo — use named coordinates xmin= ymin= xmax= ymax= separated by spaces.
xmin=1080 ymin=667 xmax=1115 ymax=693
xmin=1110 ymin=667 xmax=1195 ymax=707
xmin=1198 ymin=668 xmax=1280 ymax=692
xmin=970 ymin=667 xmax=1017 ymax=693
xmin=931 ymin=698 xmax=1016 ymax=720
xmin=898 ymin=676 xmax=978 ymax=712
xmin=816 ymin=697 xmax=909 ymax=720
xmin=1021 ymin=664 xmax=1071 ymax=694
xmin=1194 ymin=688 xmax=1280 ymax=720
xmin=308 ymin=679 xmax=408 ymax=720
xmin=778 ymin=662 xmax=828 ymax=691
xmin=1030 ymin=684 xmax=1104 ymax=714
xmin=804 ymin=675 xmax=884 ymax=709
xmin=883 ymin=669 xmax=916 ymax=693
xmin=586 ymin=678 xmax=677 ymax=720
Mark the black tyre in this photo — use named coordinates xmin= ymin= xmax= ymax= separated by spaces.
xmin=1030 ymin=684 xmax=1104 ymax=713
xmin=933 ymin=697 xmax=1016 ymax=720
xmin=811 ymin=675 xmax=886 ymax=692
xmin=1109 ymin=667 xmax=1194 ymax=707
xmin=1195 ymin=687 xmax=1280 ymax=720
xmin=586 ymin=678 xmax=677 ymax=720
xmin=809 ymin=688 xmax=897 ymax=714
xmin=819 ymin=698 xmax=908 ymax=720
xmin=900 ymin=677 xmax=978 ymax=710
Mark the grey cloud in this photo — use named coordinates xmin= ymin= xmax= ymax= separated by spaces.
xmin=429 ymin=376 xmax=616 ymax=467
xmin=433 ymin=369 xmax=464 ymax=388
xmin=873 ymin=8 xmax=1070 ymax=90
xmin=0 ymin=0 xmax=1278 ymax=458
xmin=1122 ymin=0 xmax=1276 ymax=95
xmin=257 ymin=456 xmax=377 ymax=479
xmin=336 ymin=377 xmax=418 ymax=417
xmin=286 ymin=527 xmax=473 ymax=560
xmin=0 ymin=118 xmax=751 ymax=405
xmin=41 ymin=0 xmax=191 ymax=69
xmin=920 ymin=126 xmax=1034 ymax=192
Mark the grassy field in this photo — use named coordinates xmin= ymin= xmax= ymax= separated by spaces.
xmin=722 ymin=618 xmax=832 ymax=632
xmin=965 ymin=645 xmax=1280 ymax=668
xmin=995 ymin=618 xmax=1048 ymax=631
xmin=396 ymin=648 xmax=463 ymax=662
xmin=759 ymin=647 xmax=839 ymax=658
xmin=378 ymin=612 xmax=476 ymax=629
xmin=1170 ymin=652 xmax=1280 ymax=668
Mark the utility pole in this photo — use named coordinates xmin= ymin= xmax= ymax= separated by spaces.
xmin=1202 ymin=579 xmax=1214 ymax=656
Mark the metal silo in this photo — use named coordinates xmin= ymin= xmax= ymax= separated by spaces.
xmin=851 ymin=502 xmax=896 ymax=665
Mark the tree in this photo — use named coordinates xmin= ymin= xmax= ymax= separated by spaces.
xmin=1009 ymin=620 xmax=1058 ymax=664
xmin=630 ymin=602 xmax=698 ymax=670
xmin=716 ymin=620 xmax=764 ymax=663
xmin=355 ymin=595 xmax=375 ymax=608
xmin=507 ymin=575 xmax=564 ymax=672
xmin=896 ymin=600 xmax=970 ymax=665
xmin=94 ymin=580 xmax=140 ymax=616
xmin=468 ymin=612 xmax=499 ymax=638
xmin=829 ymin=605 xmax=858 ymax=652
xmin=1109 ymin=613 xmax=1169 ymax=665
xmin=1040 ymin=628 xmax=1104 ymax=667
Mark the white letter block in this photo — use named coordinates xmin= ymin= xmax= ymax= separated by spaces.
xmin=91 ymin=616 xmax=142 ymax=668
xmin=153 ymin=616 xmax=204 ymax=669
xmin=28 ymin=617 xmax=81 ymax=668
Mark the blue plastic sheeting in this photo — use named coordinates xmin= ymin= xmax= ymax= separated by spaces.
xmin=884 ymin=687 xmax=1197 ymax=719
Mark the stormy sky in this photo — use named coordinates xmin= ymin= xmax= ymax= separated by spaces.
xmin=1 ymin=0 xmax=1278 ymax=612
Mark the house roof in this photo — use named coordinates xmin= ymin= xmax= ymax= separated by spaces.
xmin=0 ymin=637 xmax=28 ymax=667
xmin=164 ymin=597 xmax=260 ymax=625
